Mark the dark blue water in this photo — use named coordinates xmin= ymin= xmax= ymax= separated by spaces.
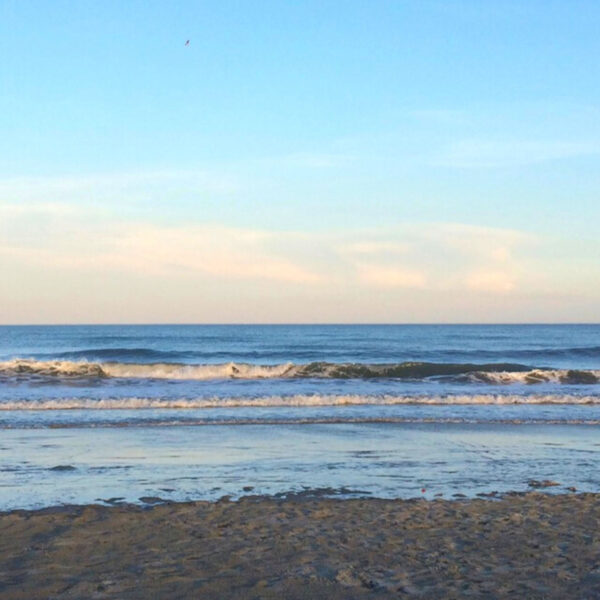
xmin=0 ymin=324 xmax=599 ymax=428
xmin=2 ymin=323 xmax=600 ymax=366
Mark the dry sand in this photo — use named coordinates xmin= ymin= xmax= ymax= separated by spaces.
xmin=1 ymin=493 xmax=599 ymax=599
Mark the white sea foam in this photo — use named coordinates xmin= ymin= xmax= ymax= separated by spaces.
xmin=466 ymin=370 xmax=600 ymax=384
xmin=103 ymin=361 xmax=297 ymax=379
xmin=1 ymin=393 xmax=599 ymax=410
xmin=0 ymin=359 xmax=296 ymax=379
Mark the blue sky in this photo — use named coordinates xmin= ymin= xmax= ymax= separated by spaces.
xmin=1 ymin=0 xmax=599 ymax=322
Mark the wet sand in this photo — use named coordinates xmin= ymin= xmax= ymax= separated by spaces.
xmin=1 ymin=493 xmax=599 ymax=599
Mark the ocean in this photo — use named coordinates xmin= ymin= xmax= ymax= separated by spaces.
xmin=1 ymin=324 xmax=599 ymax=508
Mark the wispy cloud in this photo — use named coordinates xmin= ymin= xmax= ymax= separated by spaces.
xmin=337 ymin=223 xmax=534 ymax=294
xmin=0 ymin=201 xmax=79 ymax=217
xmin=0 ymin=169 xmax=240 ymax=206
xmin=0 ymin=223 xmax=323 ymax=285
xmin=436 ymin=139 xmax=600 ymax=168
xmin=1 ymin=210 xmax=599 ymax=322
xmin=0 ymin=203 xmax=537 ymax=294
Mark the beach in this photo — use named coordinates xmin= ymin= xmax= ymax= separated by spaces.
xmin=1 ymin=325 xmax=599 ymax=597
xmin=2 ymin=492 xmax=599 ymax=599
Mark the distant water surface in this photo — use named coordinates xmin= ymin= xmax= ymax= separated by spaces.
xmin=0 ymin=324 xmax=599 ymax=428
xmin=1 ymin=325 xmax=598 ymax=509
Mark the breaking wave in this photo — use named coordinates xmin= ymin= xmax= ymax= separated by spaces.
xmin=462 ymin=369 xmax=600 ymax=385
xmin=0 ymin=359 xmax=600 ymax=385
xmin=1 ymin=358 xmax=599 ymax=384
xmin=1 ymin=393 xmax=600 ymax=410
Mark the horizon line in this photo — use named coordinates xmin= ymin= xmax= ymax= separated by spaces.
xmin=1 ymin=322 xmax=599 ymax=327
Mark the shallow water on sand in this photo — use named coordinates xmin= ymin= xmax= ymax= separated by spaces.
xmin=1 ymin=423 xmax=598 ymax=510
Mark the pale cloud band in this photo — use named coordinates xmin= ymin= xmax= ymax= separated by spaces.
xmin=2 ymin=199 xmax=598 ymax=323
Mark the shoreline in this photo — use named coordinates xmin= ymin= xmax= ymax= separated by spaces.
xmin=2 ymin=492 xmax=599 ymax=599
xmin=0 ymin=484 xmax=589 ymax=515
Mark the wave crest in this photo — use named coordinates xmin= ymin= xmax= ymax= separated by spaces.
xmin=0 ymin=359 xmax=107 ymax=378
xmin=0 ymin=358 xmax=599 ymax=384
xmin=1 ymin=393 xmax=600 ymax=410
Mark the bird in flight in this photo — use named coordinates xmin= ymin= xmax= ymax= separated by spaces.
xmin=185 ymin=40 xmax=190 ymax=47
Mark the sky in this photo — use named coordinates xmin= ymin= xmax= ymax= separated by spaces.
xmin=1 ymin=0 xmax=599 ymax=323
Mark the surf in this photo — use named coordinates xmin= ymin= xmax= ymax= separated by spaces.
xmin=2 ymin=393 xmax=600 ymax=410
xmin=1 ymin=358 xmax=599 ymax=384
